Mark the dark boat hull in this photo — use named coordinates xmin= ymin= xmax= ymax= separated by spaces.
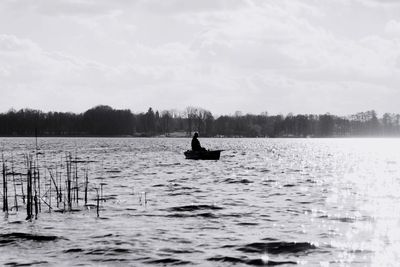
xmin=184 ymin=150 xmax=222 ymax=160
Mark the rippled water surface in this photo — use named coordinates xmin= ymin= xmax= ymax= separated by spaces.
xmin=1 ymin=138 xmax=400 ymax=266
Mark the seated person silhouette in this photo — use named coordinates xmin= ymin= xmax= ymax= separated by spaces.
xmin=191 ymin=132 xmax=206 ymax=151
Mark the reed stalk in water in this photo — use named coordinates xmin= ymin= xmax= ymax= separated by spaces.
xmin=96 ymin=187 xmax=100 ymax=217
xmin=2 ymin=155 xmax=8 ymax=213
xmin=56 ymin=165 xmax=62 ymax=205
xmin=11 ymin=156 xmax=18 ymax=211
xmin=26 ymin=157 xmax=33 ymax=220
xmin=75 ymin=154 xmax=78 ymax=204
xmin=20 ymin=174 xmax=25 ymax=204
xmin=35 ymin=162 xmax=41 ymax=213
xmin=48 ymin=169 xmax=60 ymax=208
xmin=49 ymin=168 xmax=52 ymax=213
xmin=66 ymin=154 xmax=72 ymax=211
xmin=84 ymin=167 xmax=88 ymax=206
xmin=33 ymin=161 xmax=38 ymax=219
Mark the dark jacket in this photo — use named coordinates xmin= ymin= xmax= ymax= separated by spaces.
xmin=191 ymin=137 xmax=202 ymax=151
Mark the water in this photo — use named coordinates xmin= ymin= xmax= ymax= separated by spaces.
xmin=1 ymin=138 xmax=400 ymax=266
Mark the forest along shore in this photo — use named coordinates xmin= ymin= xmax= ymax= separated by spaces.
xmin=1 ymin=105 xmax=399 ymax=138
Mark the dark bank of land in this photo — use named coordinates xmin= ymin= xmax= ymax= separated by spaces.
xmin=0 ymin=105 xmax=399 ymax=138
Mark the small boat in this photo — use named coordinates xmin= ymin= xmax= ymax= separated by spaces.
xmin=184 ymin=150 xmax=223 ymax=160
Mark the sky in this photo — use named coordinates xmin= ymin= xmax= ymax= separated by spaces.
xmin=0 ymin=0 xmax=400 ymax=116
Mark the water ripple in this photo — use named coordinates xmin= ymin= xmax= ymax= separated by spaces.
xmin=238 ymin=241 xmax=317 ymax=254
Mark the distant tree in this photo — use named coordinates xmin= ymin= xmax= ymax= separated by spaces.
xmin=184 ymin=106 xmax=197 ymax=136
xmin=367 ymin=110 xmax=379 ymax=135
xmin=145 ymin=107 xmax=156 ymax=134
xmin=318 ymin=114 xmax=334 ymax=137
xmin=83 ymin=105 xmax=133 ymax=135
xmin=161 ymin=110 xmax=172 ymax=136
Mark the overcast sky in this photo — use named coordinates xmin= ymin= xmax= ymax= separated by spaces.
xmin=1 ymin=0 xmax=400 ymax=115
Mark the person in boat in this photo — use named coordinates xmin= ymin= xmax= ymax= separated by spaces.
xmin=191 ymin=132 xmax=206 ymax=151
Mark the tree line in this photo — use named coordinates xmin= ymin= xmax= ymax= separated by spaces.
xmin=0 ymin=105 xmax=399 ymax=137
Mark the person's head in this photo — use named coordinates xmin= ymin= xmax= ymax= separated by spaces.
xmin=194 ymin=132 xmax=199 ymax=138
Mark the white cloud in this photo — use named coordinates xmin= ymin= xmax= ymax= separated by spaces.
xmin=385 ymin=20 xmax=400 ymax=36
xmin=355 ymin=0 xmax=400 ymax=7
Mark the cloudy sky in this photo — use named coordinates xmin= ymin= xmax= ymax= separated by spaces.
xmin=1 ymin=0 xmax=400 ymax=115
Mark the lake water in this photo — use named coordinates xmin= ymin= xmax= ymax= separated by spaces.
xmin=0 ymin=138 xmax=400 ymax=266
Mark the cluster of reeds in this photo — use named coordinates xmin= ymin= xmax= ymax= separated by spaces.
xmin=1 ymin=152 xmax=104 ymax=220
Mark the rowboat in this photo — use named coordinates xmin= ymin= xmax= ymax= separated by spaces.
xmin=184 ymin=150 xmax=222 ymax=160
